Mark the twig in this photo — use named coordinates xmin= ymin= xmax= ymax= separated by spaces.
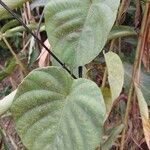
xmin=120 ymin=2 xmax=150 ymax=150
xmin=0 ymin=0 xmax=77 ymax=79
xmin=36 ymin=11 xmax=44 ymax=36
xmin=1 ymin=34 xmax=28 ymax=75
xmin=0 ymin=125 xmax=18 ymax=150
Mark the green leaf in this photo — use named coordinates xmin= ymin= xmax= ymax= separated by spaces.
xmin=0 ymin=58 xmax=16 ymax=81
xmin=102 ymin=124 xmax=124 ymax=150
xmin=101 ymin=87 xmax=112 ymax=113
xmin=104 ymin=52 xmax=124 ymax=101
xmin=140 ymin=72 xmax=150 ymax=106
xmin=0 ymin=19 xmax=19 ymax=33
xmin=135 ymin=85 xmax=150 ymax=149
xmin=44 ymin=0 xmax=120 ymax=68
xmin=0 ymin=90 xmax=17 ymax=116
xmin=0 ymin=0 xmax=32 ymax=18
xmin=135 ymin=84 xmax=149 ymax=120
xmin=11 ymin=66 xmax=106 ymax=150
xmin=28 ymin=36 xmax=39 ymax=68
xmin=108 ymin=25 xmax=137 ymax=41
xmin=0 ymin=23 xmax=45 ymax=39
xmin=30 ymin=0 xmax=49 ymax=9
xmin=124 ymin=63 xmax=150 ymax=105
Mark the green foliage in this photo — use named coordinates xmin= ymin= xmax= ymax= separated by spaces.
xmin=30 ymin=0 xmax=49 ymax=9
xmin=0 ymin=90 xmax=17 ymax=116
xmin=124 ymin=63 xmax=150 ymax=105
xmin=2 ymin=0 xmax=145 ymax=149
xmin=0 ymin=19 xmax=19 ymax=33
xmin=101 ymin=87 xmax=112 ymax=113
xmin=135 ymin=85 xmax=149 ymax=119
xmin=0 ymin=0 xmax=32 ymax=19
xmin=108 ymin=25 xmax=137 ymax=41
xmin=101 ymin=124 xmax=124 ymax=150
xmin=140 ymin=72 xmax=150 ymax=106
xmin=135 ymin=85 xmax=150 ymax=149
xmin=11 ymin=66 xmax=106 ymax=150
xmin=44 ymin=0 xmax=120 ymax=68
xmin=0 ymin=58 xmax=16 ymax=81
xmin=0 ymin=23 xmax=45 ymax=39
xmin=104 ymin=52 xmax=124 ymax=102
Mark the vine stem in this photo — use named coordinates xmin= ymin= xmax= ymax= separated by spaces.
xmin=1 ymin=35 xmax=28 ymax=75
xmin=0 ymin=0 xmax=77 ymax=79
xmin=120 ymin=2 xmax=150 ymax=150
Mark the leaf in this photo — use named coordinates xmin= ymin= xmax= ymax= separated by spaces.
xmin=0 ymin=0 xmax=32 ymax=18
xmin=44 ymin=0 xmax=120 ymax=68
xmin=124 ymin=63 xmax=150 ymax=105
xmin=0 ymin=58 xmax=16 ymax=81
xmin=108 ymin=25 xmax=137 ymax=41
xmin=141 ymin=79 xmax=150 ymax=106
xmin=104 ymin=52 xmax=124 ymax=101
xmin=30 ymin=0 xmax=49 ymax=10
xmin=37 ymin=39 xmax=51 ymax=68
xmin=135 ymin=85 xmax=150 ymax=149
xmin=1 ymin=23 xmax=45 ymax=39
xmin=102 ymin=124 xmax=124 ymax=150
xmin=101 ymin=87 xmax=112 ymax=113
xmin=11 ymin=66 xmax=106 ymax=150
xmin=0 ymin=19 xmax=19 ymax=33
xmin=135 ymin=85 xmax=149 ymax=120
xmin=0 ymin=90 xmax=17 ymax=116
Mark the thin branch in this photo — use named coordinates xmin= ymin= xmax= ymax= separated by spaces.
xmin=120 ymin=2 xmax=150 ymax=150
xmin=1 ymin=34 xmax=28 ymax=75
xmin=36 ymin=11 xmax=44 ymax=36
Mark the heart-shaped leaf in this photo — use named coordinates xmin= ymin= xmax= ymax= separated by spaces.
xmin=11 ymin=66 xmax=106 ymax=150
xmin=44 ymin=0 xmax=120 ymax=68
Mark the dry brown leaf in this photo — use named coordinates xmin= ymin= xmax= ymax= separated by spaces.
xmin=135 ymin=85 xmax=150 ymax=149
xmin=142 ymin=3 xmax=150 ymax=72
xmin=143 ymin=118 xmax=150 ymax=149
xmin=135 ymin=0 xmax=142 ymax=28
xmin=117 ymin=0 xmax=131 ymax=23
xmin=37 ymin=39 xmax=51 ymax=68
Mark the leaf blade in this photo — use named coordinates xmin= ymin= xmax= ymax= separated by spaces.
xmin=0 ymin=90 xmax=17 ymax=116
xmin=0 ymin=0 xmax=32 ymax=18
xmin=135 ymin=85 xmax=150 ymax=149
xmin=11 ymin=66 xmax=106 ymax=150
xmin=104 ymin=51 xmax=124 ymax=101
xmin=44 ymin=0 xmax=120 ymax=68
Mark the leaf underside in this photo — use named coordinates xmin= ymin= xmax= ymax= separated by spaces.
xmin=44 ymin=0 xmax=120 ymax=68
